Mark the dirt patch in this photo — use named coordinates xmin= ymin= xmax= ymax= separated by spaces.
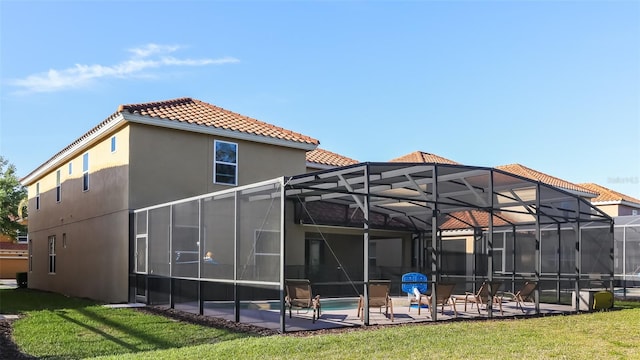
xmin=0 ymin=318 xmax=36 ymax=360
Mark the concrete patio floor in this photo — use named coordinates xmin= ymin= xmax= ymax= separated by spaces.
xmin=173 ymin=296 xmax=576 ymax=333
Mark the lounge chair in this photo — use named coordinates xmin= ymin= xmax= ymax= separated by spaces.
xmin=503 ymin=281 xmax=537 ymax=312
xmin=357 ymin=280 xmax=394 ymax=321
xmin=458 ymin=281 xmax=503 ymax=315
xmin=284 ymin=279 xmax=321 ymax=323
xmin=421 ymin=282 xmax=458 ymax=318
xmin=401 ymin=272 xmax=428 ymax=314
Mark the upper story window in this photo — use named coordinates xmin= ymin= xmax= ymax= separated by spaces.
xmin=36 ymin=182 xmax=40 ymax=210
xmin=214 ymin=140 xmax=237 ymax=185
xmin=56 ymin=170 xmax=61 ymax=203
xmin=68 ymin=162 xmax=72 ymax=175
xmin=111 ymin=136 xmax=117 ymax=153
xmin=82 ymin=153 xmax=89 ymax=191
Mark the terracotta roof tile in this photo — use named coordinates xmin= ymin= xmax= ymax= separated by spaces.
xmin=120 ymin=98 xmax=319 ymax=145
xmin=306 ymin=148 xmax=358 ymax=167
xmin=578 ymin=183 xmax=640 ymax=205
xmin=440 ymin=210 xmax=515 ymax=230
xmin=389 ymin=151 xmax=459 ymax=165
xmin=0 ymin=243 xmax=27 ymax=250
xmin=496 ymin=164 xmax=596 ymax=195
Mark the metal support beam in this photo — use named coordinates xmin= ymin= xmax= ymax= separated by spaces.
xmin=574 ymin=197 xmax=581 ymax=312
xmin=363 ymin=164 xmax=371 ymax=325
xmin=487 ymin=171 xmax=494 ymax=318
xmin=430 ymin=165 xmax=439 ymax=321
xmin=534 ymin=183 xmax=541 ymax=314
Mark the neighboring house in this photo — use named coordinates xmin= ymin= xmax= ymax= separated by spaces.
xmin=21 ymin=97 xmax=318 ymax=303
xmin=495 ymin=164 xmax=597 ymax=199
xmin=306 ymin=148 xmax=358 ymax=172
xmin=578 ymin=183 xmax=640 ymax=217
xmin=389 ymin=150 xmax=459 ymax=165
xmin=0 ymin=217 xmax=28 ymax=279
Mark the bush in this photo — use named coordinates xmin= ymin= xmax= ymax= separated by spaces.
xmin=16 ymin=272 xmax=27 ymax=288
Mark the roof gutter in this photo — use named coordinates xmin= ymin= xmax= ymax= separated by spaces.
xmin=592 ymin=200 xmax=640 ymax=209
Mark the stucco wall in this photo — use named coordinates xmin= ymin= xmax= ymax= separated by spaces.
xmin=26 ymin=125 xmax=130 ymax=302
xmin=128 ymin=123 xmax=307 ymax=209
xmin=0 ymin=258 xmax=28 ymax=278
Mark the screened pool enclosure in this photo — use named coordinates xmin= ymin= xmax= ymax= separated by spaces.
xmin=130 ymin=163 xmax=615 ymax=332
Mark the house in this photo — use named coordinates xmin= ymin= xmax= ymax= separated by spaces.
xmin=21 ymin=97 xmax=318 ymax=303
xmin=23 ymin=118 xmax=616 ymax=331
xmin=306 ymin=148 xmax=358 ymax=172
xmin=0 ymin=214 xmax=28 ymax=279
xmin=578 ymin=183 xmax=640 ymax=217
xmin=389 ymin=150 xmax=459 ymax=165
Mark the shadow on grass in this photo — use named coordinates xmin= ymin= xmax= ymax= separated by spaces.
xmin=0 ymin=288 xmax=95 ymax=314
xmin=55 ymin=310 xmax=144 ymax=352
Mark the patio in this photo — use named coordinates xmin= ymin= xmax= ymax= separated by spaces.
xmin=131 ymin=162 xmax=615 ymax=333
xmin=168 ymin=295 xmax=575 ymax=332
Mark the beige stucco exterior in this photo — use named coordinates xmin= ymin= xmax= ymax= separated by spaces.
xmin=24 ymin=118 xmax=312 ymax=303
xmin=594 ymin=203 xmax=640 ymax=217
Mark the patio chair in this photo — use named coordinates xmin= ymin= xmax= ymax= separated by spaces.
xmin=284 ymin=279 xmax=321 ymax=323
xmin=459 ymin=281 xmax=503 ymax=315
xmin=421 ymin=282 xmax=458 ymax=318
xmin=357 ymin=280 xmax=394 ymax=321
xmin=502 ymin=281 xmax=537 ymax=312
xmin=401 ymin=272 xmax=428 ymax=314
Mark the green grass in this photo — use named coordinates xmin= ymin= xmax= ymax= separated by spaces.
xmin=3 ymin=288 xmax=640 ymax=360
xmin=1 ymin=288 xmax=251 ymax=359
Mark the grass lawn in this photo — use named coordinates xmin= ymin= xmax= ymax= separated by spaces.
xmin=2 ymin=288 xmax=640 ymax=360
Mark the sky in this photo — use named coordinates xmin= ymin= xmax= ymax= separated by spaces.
xmin=1 ymin=0 xmax=639 ymax=199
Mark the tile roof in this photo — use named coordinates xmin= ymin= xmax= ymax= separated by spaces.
xmin=496 ymin=164 xmax=596 ymax=196
xmin=389 ymin=151 xmax=459 ymax=165
xmin=440 ymin=210 xmax=515 ymax=230
xmin=119 ymin=97 xmax=319 ymax=146
xmin=22 ymin=97 xmax=319 ymax=184
xmin=578 ymin=183 xmax=640 ymax=205
xmin=0 ymin=243 xmax=28 ymax=250
xmin=306 ymin=148 xmax=359 ymax=167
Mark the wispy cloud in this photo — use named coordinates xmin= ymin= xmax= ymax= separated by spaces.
xmin=9 ymin=43 xmax=239 ymax=94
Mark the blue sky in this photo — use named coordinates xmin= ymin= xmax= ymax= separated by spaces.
xmin=1 ymin=1 xmax=639 ymax=199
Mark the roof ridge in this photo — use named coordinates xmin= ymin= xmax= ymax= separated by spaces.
xmin=119 ymin=97 xmax=194 ymax=113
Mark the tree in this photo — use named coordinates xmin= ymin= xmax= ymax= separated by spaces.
xmin=0 ymin=156 xmax=27 ymax=239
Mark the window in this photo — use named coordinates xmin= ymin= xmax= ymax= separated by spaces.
xmin=633 ymin=209 xmax=638 ymax=216
xmin=35 ymin=182 xmax=40 ymax=210
xmin=63 ymin=233 xmax=67 ymax=248
xmin=82 ymin=153 xmax=89 ymax=191
xmin=214 ymin=140 xmax=237 ymax=185
xmin=368 ymin=241 xmax=378 ymax=267
xmin=48 ymin=235 xmax=56 ymax=274
xmin=111 ymin=136 xmax=117 ymax=153
xmin=68 ymin=162 xmax=72 ymax=175
xmin=56 ymin=170 xmax=61 ymax=202
xmin=28 ymin=239 xmax=33 ymax=272
xmin=17 ymin=235 xmax=28 ymax=244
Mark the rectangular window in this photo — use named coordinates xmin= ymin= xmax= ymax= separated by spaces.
xmin=214 ymin=140 xmax=237 ymax=185
xmin=56 ymin=170 xmax=61 ymax=202
xmin=28 ymin=239 xmax=33 ymax=272
xmin=17 ymin=235 xmax=28 ymax=244
xmin=111 ymin=136 xmax=117 ymax=153
xmin=63 ymin=233 xmax=67 ymax=248
xmin=68 ymin=162 xmax=73 ymax=175
xmin=82 ymin=153 xmax=89 ymax=191
xmin=36 ymin=182 xmax=40 ymax=210
xmin=48 ymin=235 xmax=56 ymax=274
